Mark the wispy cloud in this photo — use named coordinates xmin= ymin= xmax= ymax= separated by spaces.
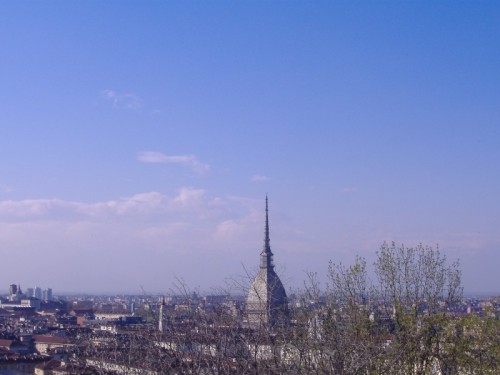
xmin=0 ymin=198 xmax=82 ymax=220
xmin=137 ymin=151 xmax=210 ymax=174
xmin=341 ymin=187 xmax=357 ymax=193
xmin=101 ymin=89 xmax=143 ymax=111
xmin=251 ymin=175 xmax=270 ymax=182
xmin=0 ymin=190 xmax=267 ymax=292
xmin=0 ymin=192 xmax=496 ymax=293
xmin=0 ymin=184 xmax=14 ymax=194
xmin=0 ymin=188 xmax=210 ymax=222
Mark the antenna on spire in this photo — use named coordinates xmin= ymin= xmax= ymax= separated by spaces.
xmin=265 ymin=194 xmax=269 ymax=245
xmin=261 ymin=195 xmax=274 ymax=269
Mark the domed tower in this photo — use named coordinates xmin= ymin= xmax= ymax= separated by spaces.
xmin=246 ymin=197 xmax=289 ymax=328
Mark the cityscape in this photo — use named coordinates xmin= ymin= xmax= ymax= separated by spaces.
xmin=1 ymin=1 xmax=500 ymax=374
xmin=1 ymin=200 xmax=499 ymax=374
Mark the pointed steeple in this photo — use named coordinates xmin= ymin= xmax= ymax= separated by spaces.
xmin=260 ymin=195 xmax=274 ymax=269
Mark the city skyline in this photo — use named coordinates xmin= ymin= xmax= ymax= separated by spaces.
xmin=0 ymin=2 xmax=499 ymax=294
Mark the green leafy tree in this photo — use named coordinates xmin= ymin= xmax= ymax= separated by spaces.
xmin=374 ymin=242 xmax=462 ymax=374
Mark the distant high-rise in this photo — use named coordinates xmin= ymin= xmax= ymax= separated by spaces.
xmin=43 ymin=288 xmax=53 ymax=301
xmin=8 ymin=284 xmax=17 ymax=302
xmin=9 ymin=284 xmax=17 ymax=297
xmin=159 ymin=297 xmax=166 ymax=332
xmin=34 ymin=287 xmax=42 ymax=300
xmin=246 ymin=197 xmax=289 ymax=328
xmin=8 ymin=284 xmax=23 ymax=302
xmin=26 ymin=288 xmax=34 ymax=298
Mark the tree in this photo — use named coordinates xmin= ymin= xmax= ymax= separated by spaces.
xmin=374 ymin=242 xmax=462 ymax=374
xmin=440 ymin=312 xmax=500 ymax=375
xmin=319 ymin=256 xmax=384 ymax=374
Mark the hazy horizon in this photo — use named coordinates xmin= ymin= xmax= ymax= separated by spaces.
xmin=1 ymin=1 xmax=499 ymax=294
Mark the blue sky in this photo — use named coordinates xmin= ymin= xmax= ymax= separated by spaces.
xmin=0 ymin=1 xmax=499 ymax=294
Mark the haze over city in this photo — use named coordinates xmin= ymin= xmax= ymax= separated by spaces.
xmin=0 ymin=1 xmax=499 ymax=294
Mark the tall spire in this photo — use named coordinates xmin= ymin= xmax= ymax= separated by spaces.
xmin=247 ymin=195 xmax=289 ymax=328
xmin=264 ymin=195 xmax=270 ymax=250
xmin=260 ymin=195 xmax=274 ymax=269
